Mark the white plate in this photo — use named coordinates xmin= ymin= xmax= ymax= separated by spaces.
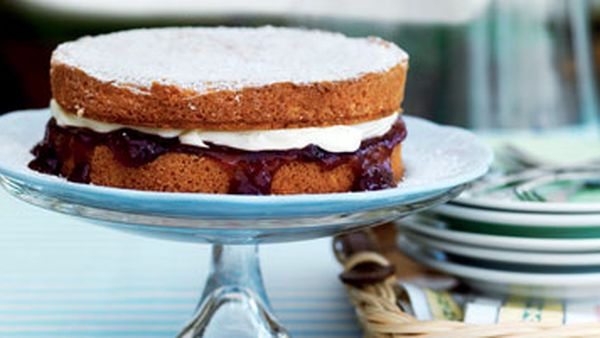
xmin=399 ymin=237 xmax=600 ymax=299
xmin=401 ymin=230 xmax=600 ymax=266
xmin=453 ymin=193 xmax=600 ymax=214
xmin=433 ymin=203 xmax=600 ymax=227
xmin=395 ymin=215 xmax=600 ymax=252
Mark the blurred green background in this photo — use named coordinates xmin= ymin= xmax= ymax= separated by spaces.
xmin=0 ymin=0 xmax=598 ymax=129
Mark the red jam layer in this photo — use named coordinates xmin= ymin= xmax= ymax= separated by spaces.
xmin=29 ymin=117 xmax=407 ymax=194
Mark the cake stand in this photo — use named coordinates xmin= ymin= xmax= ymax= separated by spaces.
xmin=0 ymin=110 xmax=492 ymax=337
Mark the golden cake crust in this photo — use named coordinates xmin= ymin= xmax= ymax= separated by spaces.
xmin=50 ymin=62 xmax=408 ymax=131
xmin=81 ymin=144 xmax=403 ymax=194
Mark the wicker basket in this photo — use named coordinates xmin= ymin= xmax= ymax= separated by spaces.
xmin=334 ymin=230 xmax=600 ymax=338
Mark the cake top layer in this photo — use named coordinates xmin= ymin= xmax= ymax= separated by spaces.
xmin=52 ymin=26 xmax=408 ymax=93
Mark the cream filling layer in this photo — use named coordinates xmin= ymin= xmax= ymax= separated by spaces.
xmin=50 ymin=99 xmax=399 ymax=153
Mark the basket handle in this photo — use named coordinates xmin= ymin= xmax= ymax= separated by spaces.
xmin=333 ymin=230 xmax=396 ymax=287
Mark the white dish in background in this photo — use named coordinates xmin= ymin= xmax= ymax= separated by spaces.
xmin=398 ymin=237 xmax=600 ymax=299
xmin=452 ymin=195 xmax=600 ymax=214
xmin=401 ymin=230 xmax=600 ymax=266
xmin=433 ymin=203 xmax=600 ymax=227
xmin=395 ymin=215 xmax=600 ymax=252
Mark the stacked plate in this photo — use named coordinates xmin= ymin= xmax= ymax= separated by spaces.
xmin=396 ymin=168 xmax=600 ymax=300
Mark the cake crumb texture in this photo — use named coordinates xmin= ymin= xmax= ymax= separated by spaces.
xmin=87 ymin=144 xmax=403 ymax=194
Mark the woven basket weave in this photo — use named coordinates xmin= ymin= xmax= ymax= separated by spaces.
xmin=335 ymin=232 xmax=600 ymax=338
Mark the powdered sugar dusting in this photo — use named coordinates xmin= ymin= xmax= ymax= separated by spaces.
xmin=51 ymin=26 xmax=408 ymax=93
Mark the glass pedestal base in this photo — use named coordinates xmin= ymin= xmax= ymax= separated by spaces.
xmin=178 ymin=245 xmax=289 ymax=338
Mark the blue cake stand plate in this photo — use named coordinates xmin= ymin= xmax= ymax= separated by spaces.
xmin=0 ymin=109 xmax=491 ymax=338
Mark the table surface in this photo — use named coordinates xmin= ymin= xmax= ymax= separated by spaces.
xmin=0 ymin=188 xmax=361 ymax=337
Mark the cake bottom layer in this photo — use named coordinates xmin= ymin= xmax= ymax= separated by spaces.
xmin=29 ymin=118 xmax=406 ymax=194
xmin=88 ymin=144 xmax=403 ymax=194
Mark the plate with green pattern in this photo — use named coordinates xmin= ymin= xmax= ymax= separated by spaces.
xmin=453 ymin=163 xmax=600 ymax=213
xmin=398 ymin=234 xmax=600 ymax=299
xmin=395 ymin=215 xmax=600 ymax=251
xmin=431 ymin=203 xmax=600 ymax=238
xmin=401 ymin=229 xmax=600 ymax=266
